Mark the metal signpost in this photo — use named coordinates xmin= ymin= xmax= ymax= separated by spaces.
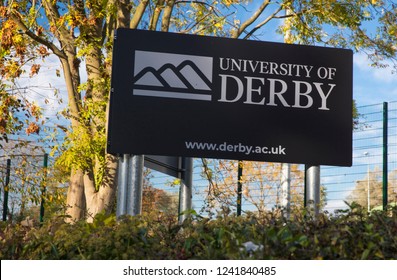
xmin=305 ymin=165 xmax=321 ymax=216
xmin=178 ymin=157 xmax=193 ymax=223
xmin=108 ymin=29 xmax=353 ymax=218
xmin=116 ymin=154 xmax=144 ymax=217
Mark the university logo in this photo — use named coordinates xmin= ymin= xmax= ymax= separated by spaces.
xmin=133 ymin=51 xmax=213 ymax=101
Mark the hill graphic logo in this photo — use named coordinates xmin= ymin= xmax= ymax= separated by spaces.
xmin=133 ymin=51 xmax=213 ymax=101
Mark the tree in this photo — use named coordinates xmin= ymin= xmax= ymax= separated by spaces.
xmin=349 ymin=168 xmax=397 ymax=209
xmin=1 ymin=0 xmax=396 ymax=222
xmin=387 ymin=169 xmax=397 ymax=205
xmin=200 ymin=159 xmax=328 ymax=215
xmin=0 ymin=83 xmax=42 ymax=146
xmin=201 ymin=159 xmax=305 ymax=214
xmin=349 ymin=167 xmax=382 ymax=210
xmin=141 ymin=168 xmax=178 ymax=215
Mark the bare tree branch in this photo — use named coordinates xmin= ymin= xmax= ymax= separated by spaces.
xmin=243 ymin=5 xmax=283 ymax=40
xmin=232 ymin=0 xmax=270 ymax=38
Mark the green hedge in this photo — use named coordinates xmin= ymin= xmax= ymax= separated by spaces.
xmin=1 ymin=206 xmax=397 ymax=260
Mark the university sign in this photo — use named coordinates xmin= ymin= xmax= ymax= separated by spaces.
xmin=107 ymin=28 xmax=353 ymax=166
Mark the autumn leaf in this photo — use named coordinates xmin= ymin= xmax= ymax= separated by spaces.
xmin=29 ymin=64 xmax=41 ymax=77
xmin=37 ymin=45 xmax=49 ymax=57
xmin=25 ymin=122 xmax=40 ymax=135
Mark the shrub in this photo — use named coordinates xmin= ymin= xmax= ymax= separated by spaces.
xmin=1 ymin=206 xmax=396 ymax=259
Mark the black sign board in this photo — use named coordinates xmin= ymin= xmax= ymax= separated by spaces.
xmin=107 ymin=28 xmax=353 ymax=166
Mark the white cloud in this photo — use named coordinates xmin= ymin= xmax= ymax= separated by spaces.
xmin=354 ymin=53 xmax=397 ymax=83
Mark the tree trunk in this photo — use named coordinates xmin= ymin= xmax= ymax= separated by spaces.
xmin=84 ymin=154 xmax=118 ymax=222
xmin=65 ymin=169 xmax=86 ymax=222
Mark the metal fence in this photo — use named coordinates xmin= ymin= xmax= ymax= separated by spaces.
xmin=147 ymin=101 xmax=397 ymax=215
xmin=1 ymin=102 xmax=396 ymax=219
xmin=0 ymin=153 xmax=51 ymax=221
xmin=322 ymin=101 xmax=397 ymax=212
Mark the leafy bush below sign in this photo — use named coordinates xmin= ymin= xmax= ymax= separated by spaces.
xmin=1 ymin=206 xmax=396 ymax=260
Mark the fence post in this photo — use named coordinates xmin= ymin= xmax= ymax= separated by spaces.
xmin=383 ymin=102 xmax=388 ymax=210
xmin=40 ymin=154 xmax=48 ymax=224
xmin=237 ymin=160 xmax=243 ymax=216
xmin=2 ymin=159 xmax=11 ymax=222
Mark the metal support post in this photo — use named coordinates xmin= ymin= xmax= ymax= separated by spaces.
xmin=237 ymin=160 xmax=243 ymax=216
xmin=383 ymin=102 xmax=388 ymax=210
xmin=116 ymin=154 xmax=144 ymax=218
xmin=178 ymin=157 xmax=193 ymax=224
xmin=2 ymin=159 xmax=11 ymax=222
xmin=280 ymin=163 xmax=291 ymax=218
xmin=126 ymin=155 xmax=144 ymax=216
xmin=40 ymin=154 xmax=48 ymax=224
xmin=116 ymin=154 xmax=129 ymax=217
xmin=305 ymin=165 xmax=320 ymax=217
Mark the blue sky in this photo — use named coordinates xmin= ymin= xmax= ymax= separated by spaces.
xmin=353 ymin=53 xmax=397 ymax=106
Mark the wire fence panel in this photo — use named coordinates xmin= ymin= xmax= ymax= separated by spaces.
xmin=322 ymin=103 xmax=383 ymax=212
xmin=322 ymin=102 xmax=397 ymax=212
xmin=0 ymin=153 xmax=56 ymax=222
xmin=2 ymin=102 xmax=397 ymax=219
xmin=388 ymin=101 xmax=397 ymax=205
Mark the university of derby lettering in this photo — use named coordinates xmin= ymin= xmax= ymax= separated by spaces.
xmin=132 ymin=52 xmax=340 ymax=111
xmin=217 ymin=57 xmax=337 ymax=111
